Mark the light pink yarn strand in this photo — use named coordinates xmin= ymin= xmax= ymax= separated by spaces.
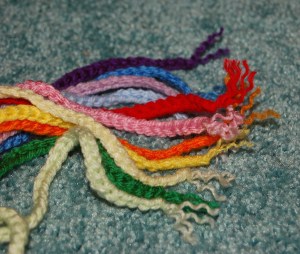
xmin=63 ymin=76 xmax=179 ymax=96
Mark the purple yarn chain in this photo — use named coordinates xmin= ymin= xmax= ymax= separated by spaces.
xmin=53 ymin=27 xmax=229 ymax=90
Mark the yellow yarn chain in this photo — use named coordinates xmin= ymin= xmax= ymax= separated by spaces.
xmin=0 ymin=105 xmax=73 ymax=129
xmin=0 ymin=103 xmax=251 ymax=171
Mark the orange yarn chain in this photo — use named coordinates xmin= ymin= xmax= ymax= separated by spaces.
xmin=0 ymin=119 xmax=220 ymax=158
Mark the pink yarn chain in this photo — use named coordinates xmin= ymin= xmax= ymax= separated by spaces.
xmin=18 ymin=81 xmax=244 ymax=139
xmin=63 ymin=76 xmax=179 ymax=96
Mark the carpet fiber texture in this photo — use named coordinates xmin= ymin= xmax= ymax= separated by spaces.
xmin=0 ymin=0 xmax=299 ymax=253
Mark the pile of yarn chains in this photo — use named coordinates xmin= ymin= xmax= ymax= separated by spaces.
xmin=0 ymin=28 xmax=280 ymax=254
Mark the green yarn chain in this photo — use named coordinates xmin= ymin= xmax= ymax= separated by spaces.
xmin=0 ymin=137 xmax=220 ymax=215
xmin=0 ymin=137 xmax=57 ymax=178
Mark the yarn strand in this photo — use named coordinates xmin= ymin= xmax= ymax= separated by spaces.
xmin=53 ymin=28 xmax=228 ymax=89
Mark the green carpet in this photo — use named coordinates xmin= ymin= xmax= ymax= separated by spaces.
xmin=0 ymin=0 xmax=299 ymax=253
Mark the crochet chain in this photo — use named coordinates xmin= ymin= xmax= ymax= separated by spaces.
xmin=17 ymin=82 xmax=246 ymax=139
xmin=0 ymin=128 xmax=220 ymax=160
xmin=0 ymin=102 xmax=244 ymax=140
xmin=53 ymin=28 xmax=228 ymax=89
xmin=64 ymin=75 xmax=184 ymax=96
xmin=0 ymin=134 xmax=221 ymax=209
xmin=0 ymin=107 xmax=250 ymax=171
xmin=0 ymin=133 xmax=235 ymax=189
